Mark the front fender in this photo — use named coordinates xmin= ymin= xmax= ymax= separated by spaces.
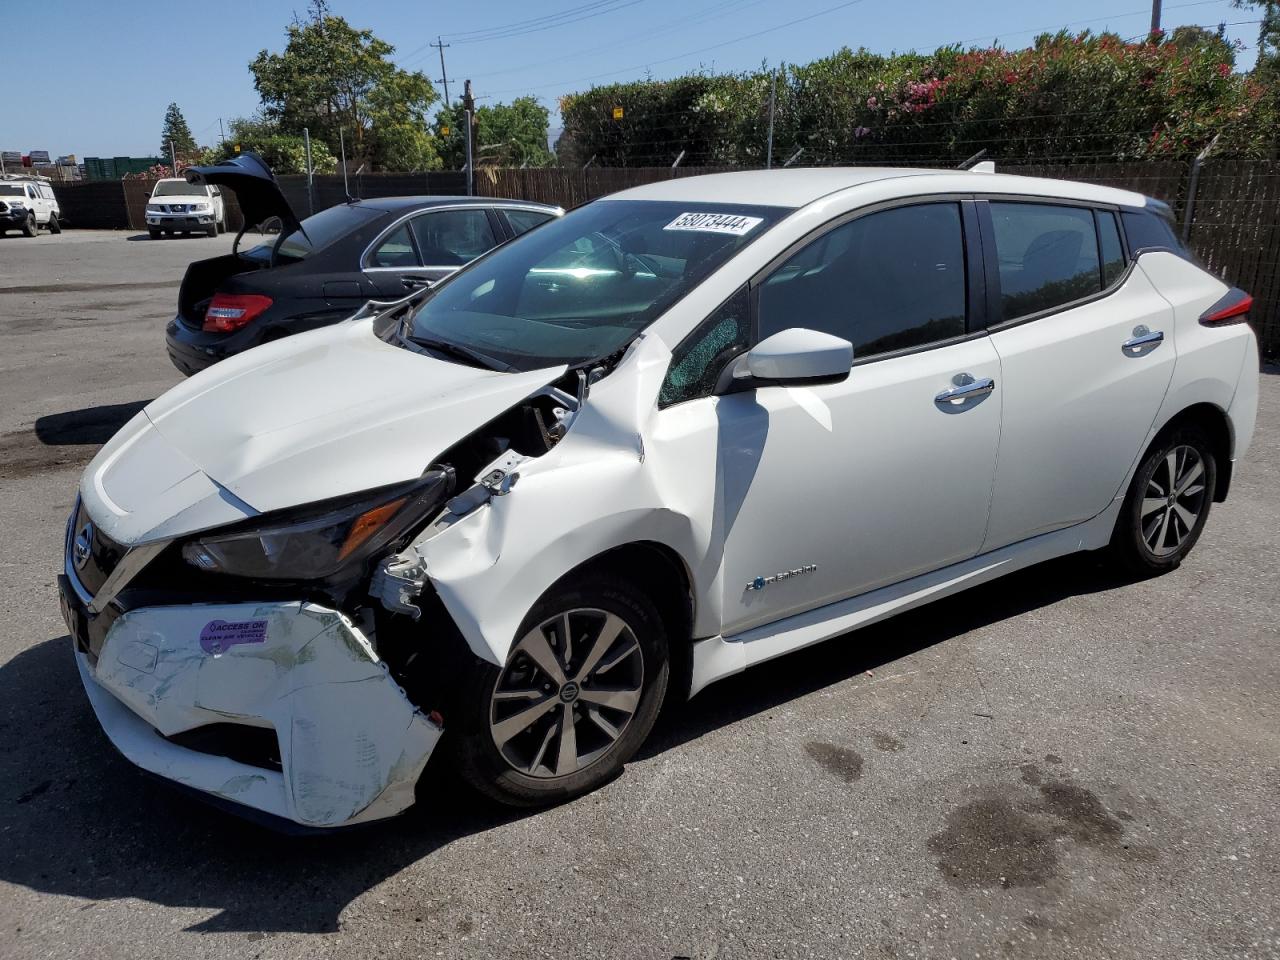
xmin=418 ymin=333 xmax=722 ymax=667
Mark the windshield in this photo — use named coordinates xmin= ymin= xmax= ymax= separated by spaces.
xmin=152 ymin=181 xmax=207 ymax=197
xmin=0 ymin=185 xmax=26 ymax=196
xmin=239 ymin=203 xmax=380 ymax=264
xmin=408 ymin=200 xmax=787 ymax=370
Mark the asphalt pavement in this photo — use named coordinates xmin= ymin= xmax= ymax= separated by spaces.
xmin=1 ymin=230 xmax=1277 ymax=960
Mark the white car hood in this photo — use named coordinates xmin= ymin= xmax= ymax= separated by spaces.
xmin=80 ymin=320 xmax=565 ymax=545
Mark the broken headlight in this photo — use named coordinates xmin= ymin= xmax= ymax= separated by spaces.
xmin=180 ymin=472 xmax=452 ymax=580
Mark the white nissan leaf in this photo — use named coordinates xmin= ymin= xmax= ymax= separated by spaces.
xmin=60 ymin=168 xmax=1260 ymax=830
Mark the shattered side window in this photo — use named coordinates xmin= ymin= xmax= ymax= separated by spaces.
xmin=659 ymin=286 xmax=750 ymax=408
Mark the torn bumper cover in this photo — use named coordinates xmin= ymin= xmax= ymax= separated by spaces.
xmin=75 ymin=600 xmax=440 ymax=829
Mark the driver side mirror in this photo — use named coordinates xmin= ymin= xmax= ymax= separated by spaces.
xmin=721 ymin=328 xmax=853 ymax=391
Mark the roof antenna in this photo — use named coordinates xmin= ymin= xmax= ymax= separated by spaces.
xmin=958 ymin=149 xmax=995 ymax=172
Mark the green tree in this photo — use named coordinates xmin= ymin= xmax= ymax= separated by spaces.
xmin=249 ymin=0 xmax=439 ymax=170
xmin=211 ymin=117 xmax=337 ymax=175
xmin=160 ymin=102 xmax=197 ymax=160
xmin=433 ymin=97 xmax=553 ymax=169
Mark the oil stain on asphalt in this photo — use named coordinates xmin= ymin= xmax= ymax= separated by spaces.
xmin=804 ymin=741 xmax=864 ymax=783
xmin=927 ymin=762 xmax=1153 ymax=889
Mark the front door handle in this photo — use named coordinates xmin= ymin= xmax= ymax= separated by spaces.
xmin=935 ymin=374 xmax=995 ymax=405
xmin=402 ymin=274 xmax=433 ymax=290
xmin=1122 ymin=326 xmax=1164 ymax=351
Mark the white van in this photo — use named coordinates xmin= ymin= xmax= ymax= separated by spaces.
xmin=0 ymin=174 xmax=61 ymax=236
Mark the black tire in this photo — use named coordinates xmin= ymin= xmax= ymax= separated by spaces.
xmin=149 ymin=229 xmax=161 ymax=239
xmin=21 ymin=212 xmax=36 ymax=237
xmin=450 ymin=573 xmax=669 ymax=807
xmin=216 ymin=219 xmax=226 ymax=234
xmin=1109 ymin=425 xmax=1217 ymax=575
xmin=47 ymin=212 xmax=61 ymax=234
xmin=205 ymin=224 xmax=217 ymax=238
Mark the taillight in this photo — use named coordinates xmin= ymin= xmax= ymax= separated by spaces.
xmin=202 ymin=293 xmax=273 ymax=333
xmin=1199 ymin=287 xmax=1252 ymax=327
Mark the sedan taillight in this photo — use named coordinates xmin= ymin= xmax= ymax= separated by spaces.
xmin=203 ymin=293 xmax=274 ymax=333
xmin=1199 ymin=287 xmax=1253 ymax=327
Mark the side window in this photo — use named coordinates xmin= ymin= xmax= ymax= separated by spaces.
xmin=505 ymin=209 xmax=555 ymax=236
xmin=659 ymin=286 xmax=750 ymax=407
xmin=989 ymin=202 xmax=1101 ymax=322
xmin=27 ymin=185 xmax=38 ymax=200
xmin=757 ymin=203 xmax=967 ymax=358
xmin=1097 ymin=210 xmax=1126 ymax=286
xmin=411 ymin=209 xmax=498 ymax=266
xmin=369 ymin=223 xmax=419 ymax=268
xmin=1120 ymin=209 xmax=1196 ymax=262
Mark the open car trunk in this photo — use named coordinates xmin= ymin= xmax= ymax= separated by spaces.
xmin=176 ymin=254 xmax=265 ymax=331
xmin=177 ymin=154 xmax=300 ymax=331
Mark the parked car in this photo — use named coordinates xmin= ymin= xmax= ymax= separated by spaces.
xmin=0 ymin=174 xmax=61 ymax=236
xmin=145 ymin=177 xmax=225 ymax=238
xmin=164 ymin=153 xmax=563 ymax=376
xmin=61 ymin=167 xmax=1259 ymax=831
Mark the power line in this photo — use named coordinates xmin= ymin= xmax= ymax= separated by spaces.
xmin=463 ymin=0 xmax=775 ymax=82
xmin=475 ymin=0 xmax=1233 ymax=100
xmin=481 ymin=0 xmax=873 ymax=96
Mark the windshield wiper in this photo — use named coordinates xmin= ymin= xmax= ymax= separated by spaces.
xmin=408 ymin=334 xmax=513 ymax=372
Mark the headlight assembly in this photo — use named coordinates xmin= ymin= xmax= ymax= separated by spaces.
xmin=180 ymin=471 xmax=452 ymax=580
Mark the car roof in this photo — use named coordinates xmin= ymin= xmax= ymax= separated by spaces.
xmin=352 ymin=195 xmax=561 ymax=213
xmin=606 ymin=167 xmax=1149 ymax=210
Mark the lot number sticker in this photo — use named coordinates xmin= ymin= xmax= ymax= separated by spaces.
xmin=663 ymin=212 xmax=763 ymax=236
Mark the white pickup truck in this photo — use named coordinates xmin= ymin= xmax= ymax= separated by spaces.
xmin=145 ymin=178 xmax=225 ymax=238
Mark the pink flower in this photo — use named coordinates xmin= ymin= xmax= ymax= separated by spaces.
xmin=1217 ymin=63 xmax=1231 ymax=78
xmin=867 ymin=96 xmax=879 ymax=108
xmin=854 ymin=126 xmax=871 ymax=138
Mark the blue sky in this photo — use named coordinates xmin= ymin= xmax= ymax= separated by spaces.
xmin=7 ymin=0 xmax=1262 ymax=158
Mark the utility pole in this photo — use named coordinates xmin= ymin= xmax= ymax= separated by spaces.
xmin=303 ymin=127 xmax=314 ymax=216
xmin=339 ymin=128 xmax=349 ymax=198
xmin=766 ymin=68 xmax=777 ymax=169
xmin=1150 ymin=0 xmax=1162 ymax=35
xmin=432 ymin=36 xmax=452 ymax=105
xmin=218 ymin=117 xmax=226 ymax=147
xmin=169 ymin=140 xmax=178 ymax=176
xmin=463 ymin=79 xmax=475 ymax=197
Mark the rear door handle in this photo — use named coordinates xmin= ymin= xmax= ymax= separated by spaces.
xmin=1122 ymin=327 xmax=1164 ymax=351
xmin=935 ymin=374 xmax=995 ymax=405
xmin=402 ymin=274 xmax=433 ymax=290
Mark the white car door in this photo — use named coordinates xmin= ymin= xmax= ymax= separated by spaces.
xmin=666 ymin=200 xmax=1003 ymax=636
xmin=27 ymin=183 xmax=46 ymax=224
xmin=979 ymin=201 xmax=1176 ymax=550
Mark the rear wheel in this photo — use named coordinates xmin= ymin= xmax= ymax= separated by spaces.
xmin=47 ymin=212 xmax=61 ymax=234
xmin=451 ymin=574 xmax=669 ymax=807
xmin=21 ymin=212 xmax=36 ymax=237
xmin=1110 ymin=427 xmax=1216 ymax=574
xmin=216 ymin=218 xmax=226 ymax=234
xmin=205 ymin=224 xmax=217 ymax=238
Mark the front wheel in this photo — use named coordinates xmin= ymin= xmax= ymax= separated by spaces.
xmin=1110 ymin=427 xmax=1216 ymax=574
xmin=451 ymin=574 xmax=669 ymax=807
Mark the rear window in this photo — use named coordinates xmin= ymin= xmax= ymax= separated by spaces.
xmin=0 ymin=185 xmax=23 ymax=196
xmin=272 ymin=204 xmax=380 ymax=262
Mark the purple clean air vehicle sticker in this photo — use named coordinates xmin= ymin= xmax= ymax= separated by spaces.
xmin=199 ymin=619 xmax=269 ymax=655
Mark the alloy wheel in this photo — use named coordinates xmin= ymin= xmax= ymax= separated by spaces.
xmin=489 ymin=608 xmax=644 ymax=779
xmin=1140 ymin=444 xmax=1207 ymax=557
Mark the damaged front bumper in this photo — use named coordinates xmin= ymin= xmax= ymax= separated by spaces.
xmin=71 ymin=597 xmax=441 ymax=829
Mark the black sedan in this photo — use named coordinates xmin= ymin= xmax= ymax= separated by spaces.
xmin=165 ymin=154 xmax=562 ymax=376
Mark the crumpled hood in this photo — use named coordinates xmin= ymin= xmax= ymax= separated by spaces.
xmin=80 ymin=319 xmax=564 ymax=545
